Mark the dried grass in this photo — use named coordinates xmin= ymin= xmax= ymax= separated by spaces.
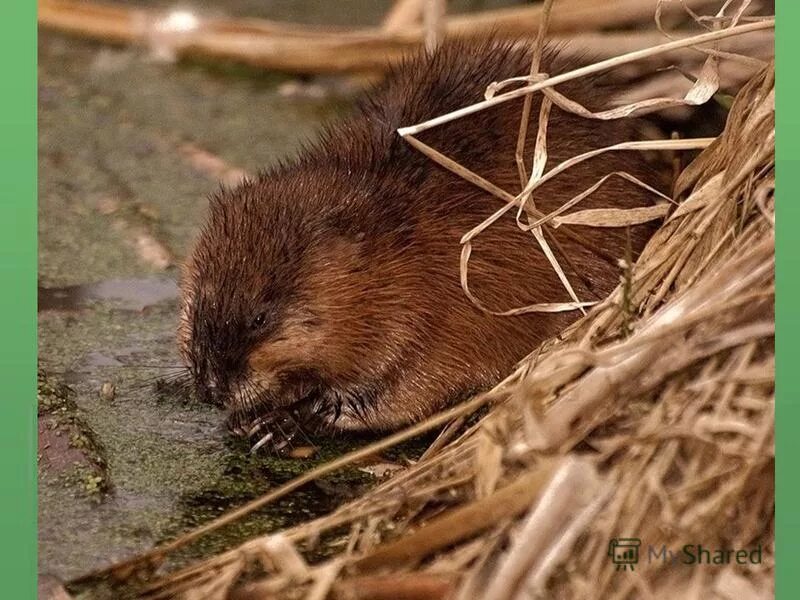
xmin=68 ymin=1 xmax=774 ymax=599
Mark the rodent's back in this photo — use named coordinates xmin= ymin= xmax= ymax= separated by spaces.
xmin=302 ymin=39 xmax=665 ymax=426
xmin=306 ymin=38 xmax=662 ymax=298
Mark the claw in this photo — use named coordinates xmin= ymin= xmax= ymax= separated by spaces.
xmin=248 ymin=418 xmax=266 ymax=438
xmin=250 ymin=432 xmax=274 ymax=454
xmin=239 ymin=406 xmax=312 ymax=455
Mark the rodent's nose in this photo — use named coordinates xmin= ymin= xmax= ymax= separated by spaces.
xmin=206 ymin=379 xmax=223 ymax=402
xmin=196 ymin=375 xmax=225 ymax=406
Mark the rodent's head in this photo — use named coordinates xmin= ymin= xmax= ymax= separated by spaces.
xmin=178 ymin=173 xmax=404 ymax=437
xmin=180 ymin=176 xmax=348 ymax=433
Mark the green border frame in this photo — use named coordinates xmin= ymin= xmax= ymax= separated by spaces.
xmin=777 ymin=0 xmax=797 ymax=598
xmin=0 ymin=2 xmax=37 ymax=598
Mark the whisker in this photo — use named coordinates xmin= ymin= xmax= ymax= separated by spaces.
xmin=285 ymin=409 xmax=314 ymax=447
xmin=129 ymin=372 xmax=187 ymax=391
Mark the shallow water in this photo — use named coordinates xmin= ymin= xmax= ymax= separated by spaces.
xmin=39 ymin=276 xmax=179 ymax=312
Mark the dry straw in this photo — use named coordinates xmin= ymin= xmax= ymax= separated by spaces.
xmin=68 ymin=1 xmax=774 ymax=599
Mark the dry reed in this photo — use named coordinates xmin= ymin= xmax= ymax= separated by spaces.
xmin=39 ymin=0 xmax=765 ymax=74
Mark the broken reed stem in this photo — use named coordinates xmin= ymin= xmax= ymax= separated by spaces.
xmin=511 ymin=0 xmax=587 ymax=316
xmin=231 ymin=573 xmax=457 ymax=600
xmin=423 ymin=0 xmax=447 ymax=54
xmin=515 ymin=0 xmax=555 ymax=187
xmin=382 ymin=0 xmax=425 ymax=33
xmin=482 ymin=459 xmax=604 ymax=600
xmin=397 ymin=18 xmax=774 ymax=137
xmin=354 ymin=463 xmax=557 ymax=571
xmin=332 ymin=574 xmax=456 ymax=600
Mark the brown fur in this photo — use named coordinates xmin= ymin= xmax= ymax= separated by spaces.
xmin=179 ymin=38 xmax=666 ymax=442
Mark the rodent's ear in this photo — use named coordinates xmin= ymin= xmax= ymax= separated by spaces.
xmin=207 ymin=183 xmax=251 ymax=213
xmin=207 ymin=192 xmax=230 ymax=221
xmin=329 ymin=232 xmax=365 ymax=256
xmin=205 ymin=181 xmax=269 ymax=234
xmin=308 ymin=232 xmax=366 ymax=274
xmin=205 ymin=189 xmax=247 ymax=237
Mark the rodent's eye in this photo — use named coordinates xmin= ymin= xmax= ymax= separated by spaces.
xmin=250 ymin=312 xmax=268 ymax=331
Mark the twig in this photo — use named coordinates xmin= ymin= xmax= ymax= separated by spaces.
xmin=354 ymin=464 xmax=557 ymax=571
xmin=423 ymin=0 xmax=447 ymax=54
xmin=382 ymin=0 xmax=425 ymax=33
xmin=515 ymin=0 xmax=555 ymax=187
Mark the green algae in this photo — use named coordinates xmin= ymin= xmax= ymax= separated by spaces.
xmin=39 ymin=369 xmax=110 ymax=499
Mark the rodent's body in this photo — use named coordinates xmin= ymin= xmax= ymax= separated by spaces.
xmin=180 ymin=38 xmax=665 ymax=447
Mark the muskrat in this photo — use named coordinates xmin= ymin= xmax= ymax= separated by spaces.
xmin=179 ymin=38 xmax=666 ymax=451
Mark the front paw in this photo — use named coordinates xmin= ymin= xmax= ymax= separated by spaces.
xmin=245 ymin=410 xmax=304 ymax=455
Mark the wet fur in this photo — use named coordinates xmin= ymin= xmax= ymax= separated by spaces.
xmin=179 ymin=38 xmax=666 ymax=442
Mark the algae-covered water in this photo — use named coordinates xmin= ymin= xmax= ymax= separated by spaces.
xmin=37 ymin=0 xmax=516 ymax=594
